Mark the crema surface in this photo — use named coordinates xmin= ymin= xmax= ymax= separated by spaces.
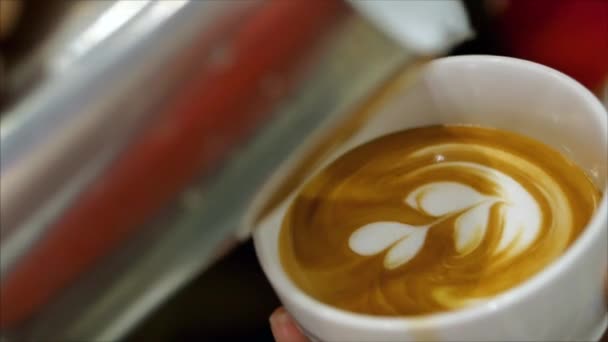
xmin=280 ymin=125 xmax=600 ymax=316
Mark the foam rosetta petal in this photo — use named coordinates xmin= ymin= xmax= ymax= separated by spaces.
xmin=405 ymin=181 xmax=487 ymax=217
xmin=384 ymin=228 xmax=428 ymax=269
xmin=454 ymin=201 xmax=493 ymax=254
xmin=348 ymin=222 xmax=422 ymax=256
xmin=348 ymin=222 xmax=429 ymax=269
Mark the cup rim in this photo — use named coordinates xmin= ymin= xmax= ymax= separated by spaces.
xmin=253 ymin=55 xmax=608 ymax=331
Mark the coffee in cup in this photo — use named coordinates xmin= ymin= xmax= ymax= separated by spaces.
xmin=279 ymin=124 xmax=600 ymax=316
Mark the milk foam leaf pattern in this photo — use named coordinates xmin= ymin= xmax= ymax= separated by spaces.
xmin=497 ymin=205 xmax=539 ymax=257
xmin=348 ymin=222 xmax=422 ymax=256
xmin=384 ymin=227 xmax=428 ymax=269
xmin=454 ymin=201 xmax=494 ymax=255
xmin=350 ymin=181 xmax=497 ymax=269
xmin=405 ymin=181 xmax=488 ymax=217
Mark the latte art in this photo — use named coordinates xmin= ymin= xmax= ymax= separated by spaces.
xmin=349 ymin=156 xmax=565 ymax=271
xmin=280 ymin=125 xmax=600 ymax=316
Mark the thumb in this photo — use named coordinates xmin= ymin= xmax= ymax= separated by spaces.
xmin=270 ymin=307 xmax=310 ymax=342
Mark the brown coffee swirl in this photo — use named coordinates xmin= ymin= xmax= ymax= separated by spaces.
xmin=280 ymin=125 xmax=600 ymax=316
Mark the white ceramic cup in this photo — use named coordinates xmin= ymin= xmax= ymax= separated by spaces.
xmin=250 ymin=56 xmax=608 ymax=341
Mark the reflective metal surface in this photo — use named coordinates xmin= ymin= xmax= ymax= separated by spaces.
xmin=0 ymin=0 xmax=469 ymax=340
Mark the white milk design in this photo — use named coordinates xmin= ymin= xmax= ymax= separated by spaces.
xmin=349 ymin=144 xmax=571 ymax=270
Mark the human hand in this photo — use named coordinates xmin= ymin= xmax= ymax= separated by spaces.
xmin=269 ymin=307 xmax=309 ymax=342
